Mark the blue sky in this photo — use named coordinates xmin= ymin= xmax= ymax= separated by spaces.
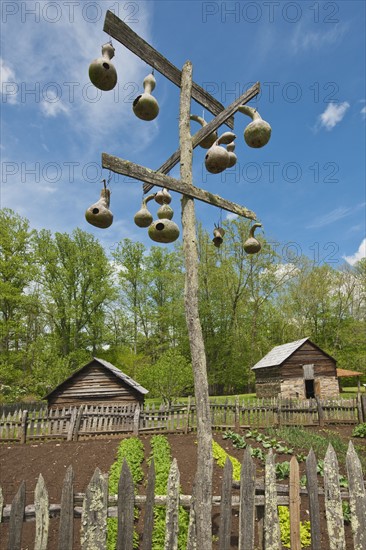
xmin=1 ymin=0 xmax=365 ymax=267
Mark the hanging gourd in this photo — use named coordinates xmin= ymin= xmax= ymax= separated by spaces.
xmin=133 ymin=73 xmax=159 ymax=121
xmin=190 ymin=114 xmax=218 ymax=149
xmin=148 ymin=219 xmax=180 ymax=243
xmin=238 ymin=105 xmax=271 ymax=148
xmin=157 ymin=203 xmax=174 ymax=220
xmin=212 ymin=226 xmax=225 ymax=248
xmin=244 ymin=223 xmax=262 ymax=254
xmin=154 ymin=188 xmax=172 ymax=205
xmin=85 ymin=185 xmax=113 ymax=228
xmin=226 ymin=142 xmax=237 ymax=168
xmin=89 ymin=43 xmax=117 ymax=91
xmin=134 ymin=194 xmax=154 ymax=228
xmin=204 ymin=132 xmax=236 ymax=174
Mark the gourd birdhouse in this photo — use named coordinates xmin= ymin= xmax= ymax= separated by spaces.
xmin=226 ymin=142 xmax=237 ymax=168
xmin=244 ymin=223 xmax=262 ymax=254
xmin=134 ymin=198 xmax=153 ymax=228
xmin=204 ymin=132 xmax=236 ymax=174
xmin=133 ymin=73 xmax=159 ymax=121
xmin=85 ymin=187 xmax=113 ymax=228
xmin=89 ymin=43 xmax=117 ymax=91
xmin=190 ymin=114 xmax=218 ymax=149
xmin=238 ymin=105 xmax=271 ymax=148
xmin=154 ymin=188 xmax=172 ymax=205
xmin=212 ymin=226 xmax=225 ymax=248
xmin=148 ymin=219 xmax=180 ymax=243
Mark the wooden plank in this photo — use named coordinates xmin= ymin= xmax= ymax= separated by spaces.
xmin=289 ymin=456 xmax=301 ymax=550
xmin=133 ymin=404 xmax=140 ymax=436
xmin=117 ymin=459 xmax=135 ymax=550
xmin=218 ymin=457 xmax=233 ymax=550
xmin=103 ymin=10 xmax=235 ymax=128
xmin=142 ymin=459 xmax=155 ymax=550
xmin=7 ymin=480 xmax=25 ymax=550
xmin=264 ymin=450 xmax=281 ymax=550
xmin=305 ymin=448 xmax=321 ymax=550
xmin=72 ymin=405 xmax=84 ymax=442
xmin=186 ymin=482 xmax=197 ymax=550
xmin=34 ymin=474 xmax=49 ymax=550
xmin=346 ymin=441 xmax=366 ymax=549
xmin=58 ymin=465 xmax=74 ymax=550
xmin=102 ymin=153 xmax=256 ymax=220
xmin=238 ymin=448 xmax=255 ymax=550
xmin=0 ymin=485 xmax=3 ymax=522
xmin=142 ymin=82 xmax=260 ymax=192
xmin=164 ymin=458 xmax=180 ymax=550
xmin=67 ymin=408 xmax=77 ymax=442
xmin=20 ymin=410 xmax=28 ymax=444
xmin=80 ymin=468 xmax=108 ymax=550
xmin=323 ymin=444 xmax=346 ymax=550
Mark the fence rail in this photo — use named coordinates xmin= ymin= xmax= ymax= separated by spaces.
xmin=1 ymin=396 xmax=365 ymax=444
xmin=0 ymin=442 xmax=365 ymax=549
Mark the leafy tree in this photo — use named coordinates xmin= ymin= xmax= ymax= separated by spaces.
xmin=36 ymin=228 xmax=116 ymax=359
xmin=0 ymin=209 xmax=42 ymax=385
xmin=139 ymin=349 xmax=193 ymax=406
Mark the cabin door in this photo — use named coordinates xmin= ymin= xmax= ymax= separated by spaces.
xmin=305 ymin=379 xmax=315 ymax=398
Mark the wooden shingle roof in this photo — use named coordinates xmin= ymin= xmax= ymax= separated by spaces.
xmin=251 ymin=338 xmax=309 ymax=370
xmin=44 ymin=357 xmax=148 ymax=399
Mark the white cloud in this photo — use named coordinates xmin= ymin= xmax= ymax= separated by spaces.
xmin=40 ymin=90 xmax=69 ymax=117
xmin=291 ymin=23 xmax=349 ymax=54
xmin=318 ymin=102 xmax=350 ymax=131
xmin=343 ymin=238 xmax=366 ymax=266
xmin=0 ymin=58 xmax=18 ymax=104
xmin=307 ymin=207 xmax=351 ymax=229
xmin=361 ymin=106 xmax=366 ymax=118
xmin=226 ymin=213 xmax=238 ymax=221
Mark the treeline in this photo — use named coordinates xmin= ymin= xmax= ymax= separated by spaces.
xmin=0 ymin=208 xmax=365 ymax=402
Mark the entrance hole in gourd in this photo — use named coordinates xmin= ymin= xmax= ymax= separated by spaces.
xmin=92 ymin=208 xmax=99 ymax=214
xmin=133 ymin=95 xmax=142 ymax=107
xmin=156 ymin=222 xmax=165 ymax=231
xmin=102 ymin=63 xmax=110 ymax=70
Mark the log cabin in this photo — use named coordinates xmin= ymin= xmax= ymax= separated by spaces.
xmin=252 ymin=338 xmax=339 ymax=399
xmin=45 ymin=357 xmax=148 ymax=408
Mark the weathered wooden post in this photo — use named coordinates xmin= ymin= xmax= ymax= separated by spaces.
xmin=180 ymin=61 xmax=213 ymax=548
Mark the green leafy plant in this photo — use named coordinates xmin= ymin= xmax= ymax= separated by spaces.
xmin=107 ymin=437 xmax=145 ymax=550
xmin=275 ymin=461 xmax=290 ymax=480
xmin=352 ymin=423 xmax=366 ymax=438
xmin=149 ymin=435 xmax=189 ymax=550
xmin=342 ymin=501 xmax=352 ymax=524
xmin=278 ymin=506 xmax=311 ymax=548
xmin=212 ymin=440 xmax=242 ymax=480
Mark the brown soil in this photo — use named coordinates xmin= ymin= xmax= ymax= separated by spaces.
xmin=0 ymin=426 xmax=363 ymax=549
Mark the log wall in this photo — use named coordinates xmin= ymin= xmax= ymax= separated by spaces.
xmin=47 ymin=362 xmax=144 ymax=408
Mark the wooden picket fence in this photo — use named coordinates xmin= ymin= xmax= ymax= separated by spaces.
xmin=1 ymin=442 xmax=365 ymax=549
xmin=0 ymin=396 xmax=365 ymax=444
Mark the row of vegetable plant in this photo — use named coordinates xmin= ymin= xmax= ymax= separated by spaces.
xmin=107 ymin=437 xmax=145 ymax=549
xmin=148 ymin=435 xmax=190 ymax=550
xmin=212 ymin=439 xmax=311 ymax=548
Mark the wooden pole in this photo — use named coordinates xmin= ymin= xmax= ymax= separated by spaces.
xmin=180 ymin=60 xmax=213 ymax=550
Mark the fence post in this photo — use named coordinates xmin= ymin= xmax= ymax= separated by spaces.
xmin=185 ymin=396 xmax=191 ymax=434
xmin=315 ymin=397 xmax=324 ymax=427
xmin=20 ymin=410 xmax=28 ymax=444
xmin=277 ymin=398 xmax=281 ymax=426
xmin=72 ymin=405 xmax=84 ymax=442
xmin=234 ymin=395 xmax=240 ymax=430
xmin=133 ymin=404 xmax=140 ymax=436
xmin=356 ymin=393 xmax=364 ymax=423
xmin=67 ymin=408 xmax=77 ymax=442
